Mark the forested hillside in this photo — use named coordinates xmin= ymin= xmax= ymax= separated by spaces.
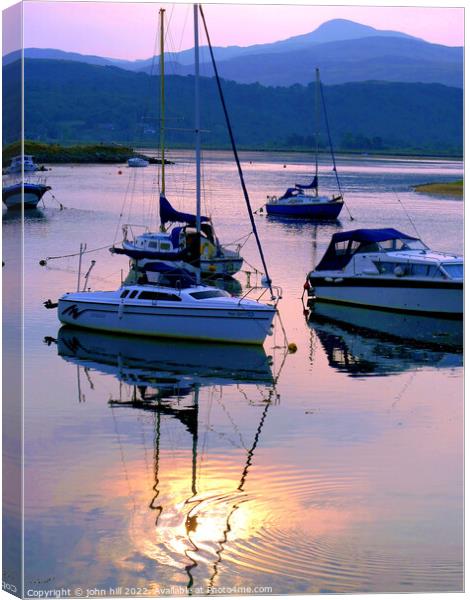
xmin=2 ymin=58 xmax=462 ymax=155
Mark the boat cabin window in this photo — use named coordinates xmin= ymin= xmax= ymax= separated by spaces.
xmin=120 ymin=290 xmax=130 ymax=298
xmin=190 ymin=290 xmax=230 ymax=300
xmin=138 ymin=291 xmax=182 ymax=301
xmin=441 ymin=263 xmax=463 ymax=279
xmin=377 ymin=238 xmax=428 ymax=252
xmin=373 ymin=262 xmax=444 ymax=278
xmin=360 ymin=242 xmax=381 ymax=253
xmin=160 ymin=242 xmax=171 ymax=251
xmin=148 ymin=242 xmax=158 ymax=249
xmin=129 ymin=290 xmax=139 ymax=298
xmin=334 ymin=241 xmax=349 ymax=255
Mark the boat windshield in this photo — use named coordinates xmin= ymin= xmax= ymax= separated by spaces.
xmin=377 ymin=238 xmax=428 ymax=251
xmin=441 ymin=263 xmax=463 ymax=279
xmin=190 ymin=290 xmax=230 ymax=299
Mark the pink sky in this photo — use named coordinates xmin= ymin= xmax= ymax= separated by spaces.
xmin=11 ymin=1 xmax=466 ymax=59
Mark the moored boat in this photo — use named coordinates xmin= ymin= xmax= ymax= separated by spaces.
xmin=266 ymin=69 xmax=344 ymax=220
xmin=115 ymin=9 xmax=243 ymax=278
xmin=5 ymin=154 xmax=39 ymax=174
xmin=2 ymin=181 xmax=51 ymax=210
xmin=307 ymin=228 xmax=463 ymax=316
xmin=58 ymin=282 xmax=276 ymax=345
xmin=54 ymin=5 xmax=278 ymax=346
xmin=128 ymin=156 xmax=149 ymax=167
xmin=112 ymin=194 xmax=243 ymax=278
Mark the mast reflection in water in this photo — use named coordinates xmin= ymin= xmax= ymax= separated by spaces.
xmin=52 ymin=326 xmax=279 ymax=592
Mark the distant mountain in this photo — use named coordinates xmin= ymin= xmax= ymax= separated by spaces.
xmin=3 ymin=18 xmax=462 ymax=87
xmin=3 ymin=58 xmax=461 ymax=155
xmin=190 ymin=36 xmax=463 ymax=87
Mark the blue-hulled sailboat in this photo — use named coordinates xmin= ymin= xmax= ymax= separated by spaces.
xmin=266 ymin=68 xmax=344 ymax=220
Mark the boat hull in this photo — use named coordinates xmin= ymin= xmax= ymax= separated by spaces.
xmin=200 ymin=256 xmax=244 ymax=276
xmin=2 ymin=183 xmax=50 ymax=210
xmin=308 ymin=276 xmax=463 ymax=316
xmin=266 ymin=200 xmax=343 ymax=219
xmin=58 ymin=297 xmax=275 ymax=345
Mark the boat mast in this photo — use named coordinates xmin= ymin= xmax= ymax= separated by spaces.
xmin=159 ymin=8 xmax=166 ymax=197
xmin=194 ymin=3 xmax=201 ymax=283
xmin=314 ymin=68 xmax=320 ymax=197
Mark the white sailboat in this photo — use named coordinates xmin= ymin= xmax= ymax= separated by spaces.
xmin=57 ymin=5 xmax=277 ymax=345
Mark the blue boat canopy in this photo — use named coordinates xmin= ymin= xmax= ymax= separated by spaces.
xmin=160 ymin=194 xmax=209 ymax=227
xmin=295 ymin=175 xmax=318 ymax=190
xmin=137 ymin=261 xmax=197 ymax=287
xmin=316 ymin=228 xmax=418 ymax=271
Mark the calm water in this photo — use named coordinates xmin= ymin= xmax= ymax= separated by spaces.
xmin=3 ymin=152 xmax=463 ymax=595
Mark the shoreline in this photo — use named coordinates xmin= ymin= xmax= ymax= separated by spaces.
xmin=2 ymin=141 xmax=463 ymax=166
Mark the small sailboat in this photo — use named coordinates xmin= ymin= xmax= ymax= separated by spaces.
xmin=56 ymin=5 xmax=277 ymax=345
xmin=113 ymin=9 xmax=243 ymax=279
xmin=112 ymin=194 xmax=244 ymax=278
xmin=266 ymin=69 xmax=344 ymax=220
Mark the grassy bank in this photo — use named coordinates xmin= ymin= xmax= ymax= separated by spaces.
xmin=413 ymin=180 xmax=463 ymax=197
xmin=2 ymin=141 xmax=153 ymax=164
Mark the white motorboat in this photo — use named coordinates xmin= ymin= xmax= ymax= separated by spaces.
xmin=58 ymin=282 xmax=275 ymax=345
xmin=2 ymin=181 xmax=51 ymax=210
xmin=6 ymin=154 xmax=39 ymax=173
xmin=128 ymin=156 xmax=149 ymax=167
xmin=307 ymin=228 xmax=463 ymax=316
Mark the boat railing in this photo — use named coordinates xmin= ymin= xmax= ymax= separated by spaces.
xmin=122 ymin=223 xmax=152 ymax=241
xmin=238 ymin=283 xmax=282 ymax=304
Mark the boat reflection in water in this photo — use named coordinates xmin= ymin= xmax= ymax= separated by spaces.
xmin=308 ymin=302 xmax=462 ymax=377
xmin=53 ymin=326 xmax=278 ymax=590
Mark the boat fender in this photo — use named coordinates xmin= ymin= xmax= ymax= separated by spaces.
xmin=324 ymin=277 xmax=333 ymax=282
xmin=118 ymin=302 xmax=125 ymax=319
xmin=303 ymin=280 xmax=310 ymax=291
xmin=333 ymin=278 xmax=344 ymax=283
xmin=288 ymin=342 xmax=298 ymax=353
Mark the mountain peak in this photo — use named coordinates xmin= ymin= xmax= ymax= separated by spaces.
xmin=289 ymin=18 xmax=420 ymax=46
